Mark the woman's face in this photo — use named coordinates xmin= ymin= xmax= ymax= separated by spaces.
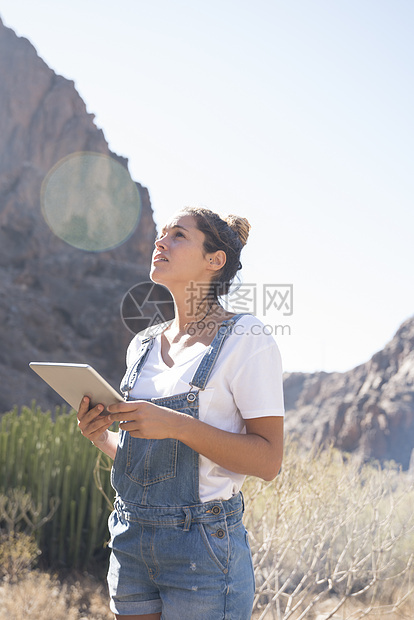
xmin=150 ymin=214 xmax=213 ymax=290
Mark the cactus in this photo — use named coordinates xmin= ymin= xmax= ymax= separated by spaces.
xmin=0 ymin=403 xmax=115 ymax=569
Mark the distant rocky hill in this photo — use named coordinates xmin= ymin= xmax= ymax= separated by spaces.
xmin=0 ymin=17 xmax=157 ymax=412
xmin=283 ymin=315 xmax=414 ymax=469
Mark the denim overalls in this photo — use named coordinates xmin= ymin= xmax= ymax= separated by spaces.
xmin=107 ymin=314 xmax=255 ymax=619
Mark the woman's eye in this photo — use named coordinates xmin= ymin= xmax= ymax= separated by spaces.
xmin=155 ymin=230 xmax=185 ymax=242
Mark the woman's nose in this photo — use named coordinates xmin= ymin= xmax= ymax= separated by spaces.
xmin=155 ymin=235 xmax=167 ymax=249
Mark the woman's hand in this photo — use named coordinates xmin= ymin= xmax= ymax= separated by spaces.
xmin=107 ymin=401 xmax=185 ymax=440
xmin=77 ymin=396 xmax=114 ymax=447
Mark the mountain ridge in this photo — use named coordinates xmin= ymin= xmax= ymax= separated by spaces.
xmin=283 ymin=315 xmax=414 ymax=468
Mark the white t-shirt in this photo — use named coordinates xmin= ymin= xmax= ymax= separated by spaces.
xmin=123 ymin=314 xmax=285 ymax=502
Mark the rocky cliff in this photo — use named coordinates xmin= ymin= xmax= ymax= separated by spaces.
xmin=283 ymin=315 xmax=414 ymax=469
xmin=0 ymin=17 xmax=157 ymax=412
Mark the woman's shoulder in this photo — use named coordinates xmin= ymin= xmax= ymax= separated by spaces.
xmin=218 ymin=313 xmax=283 ymax=378
xmin=230 ymin=312 xmax=272 ymax=330
xmin=226 ymin=313 xmax=281 ymax=350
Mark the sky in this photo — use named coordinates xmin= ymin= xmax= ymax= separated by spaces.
xmin=1 ymin=0 xmax=413 ymax=374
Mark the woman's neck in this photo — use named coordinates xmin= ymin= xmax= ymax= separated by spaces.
xmin=171 ymin=296 xmax=220 ymax=333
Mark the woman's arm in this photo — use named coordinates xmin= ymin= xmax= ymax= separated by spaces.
xmin=107 ymin=402 xmax=283 ymax=481
xmin=180 ymin=413 xmax=283 ymax=481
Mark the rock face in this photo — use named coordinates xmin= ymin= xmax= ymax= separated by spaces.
xmin=283 ymin=315 xmax=414 ymax=469
xmin=0 ymin=18 xmax=157 ymax=413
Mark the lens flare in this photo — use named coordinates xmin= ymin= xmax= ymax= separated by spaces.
xmin=41 ymin=152 xmax=142 ymax=251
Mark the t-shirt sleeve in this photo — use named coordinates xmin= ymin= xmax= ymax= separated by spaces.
xmin=230 ymin=341 xmax=285 ymax=419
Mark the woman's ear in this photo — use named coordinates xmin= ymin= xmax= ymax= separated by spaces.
xmin=207 ymin=250 xmax=226 ymax=271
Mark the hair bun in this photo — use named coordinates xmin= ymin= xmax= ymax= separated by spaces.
xmin=224 ymin=215 xmax=251 ymax=247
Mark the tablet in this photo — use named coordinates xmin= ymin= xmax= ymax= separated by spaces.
xmin=29 ymin=362 xmax=124 ymax=413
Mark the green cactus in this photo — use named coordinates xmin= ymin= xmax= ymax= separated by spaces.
xmin=0 ymin=403 xmax=114 ymax=570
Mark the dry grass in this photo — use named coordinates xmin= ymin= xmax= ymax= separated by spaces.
xmin=0 ymin=571 xmax=112 ymax=620
xmin=251 ymin=596 xmax=414 ymax=620
xmin=0 ymin=570 xmax=412 ymax=619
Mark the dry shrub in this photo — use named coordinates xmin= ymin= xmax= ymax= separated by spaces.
xmin=244 ymin=438 xmax=414 ymax=620
xmin=0 ymin=531 xmax=40 ymax=580
xmin=0 ymin=487 xmax=112 ymax=619
xmin=0 ymin=572 xmax=78 ymax=620
xmin=0 ymin=571 xmax=112 ymax=620
xmin=0 ymin=488 xmax=56 ymax=581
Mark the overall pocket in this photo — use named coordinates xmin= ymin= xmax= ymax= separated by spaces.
xmin=125 ymin=435 xmax=178 ymax=486
xmin=197 ymin=518 xmax=230 ymax=573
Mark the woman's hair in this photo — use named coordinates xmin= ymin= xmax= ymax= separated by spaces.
xmin=179 ymin=206 xmax=251 ymax=299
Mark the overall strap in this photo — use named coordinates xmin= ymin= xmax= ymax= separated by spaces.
xmin=189 ymin=313 xmax=250 ymax=391
xmin=120 ymin=319 xmax=174 ymax=398
xmin=120 ymin=338 xmax=155 ymax=399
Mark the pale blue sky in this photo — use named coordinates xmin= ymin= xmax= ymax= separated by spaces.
xmin=1 ymin=0 xmax=413 ymax=373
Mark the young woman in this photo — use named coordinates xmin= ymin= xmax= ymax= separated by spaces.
xmin=77 ymin=207 xmax=284 ymax=620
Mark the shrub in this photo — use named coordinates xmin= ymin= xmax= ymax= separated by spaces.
xmin=0 ymin=571 xmax=112 ymax=620
xmin=244 ymin=439 xmax=414 ymax=619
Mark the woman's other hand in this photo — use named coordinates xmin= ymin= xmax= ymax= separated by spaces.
xmin=77 ymin=396 xmax=114 ymax=449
